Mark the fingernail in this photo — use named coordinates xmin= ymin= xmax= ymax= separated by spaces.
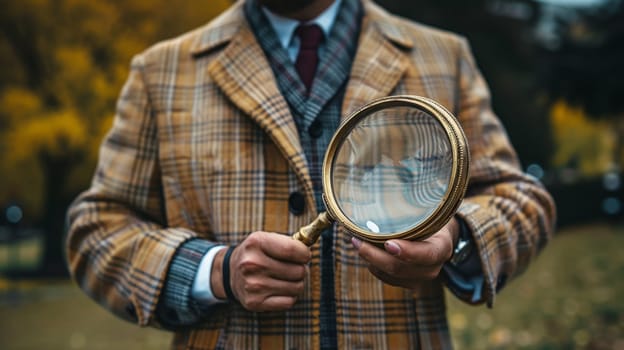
xmin=385 ymin=241 xmax=401 ymax=256
xmin=351 ymin=237 xmax=362 ymax=249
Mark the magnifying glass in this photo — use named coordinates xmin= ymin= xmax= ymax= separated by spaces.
xmin=293 ymin=95 xmax=469 ymax=246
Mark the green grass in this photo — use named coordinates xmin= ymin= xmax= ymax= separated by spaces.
xmin=447 ymin=223 xmax=624 ymax=350
xmin=0 ymin=223 xmax=622 ymax=349
xmin=0 ymin=282 xmax=172 ymax=349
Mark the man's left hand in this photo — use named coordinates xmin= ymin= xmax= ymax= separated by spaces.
xmin=351 ymin=218 xmax=460 ymax=289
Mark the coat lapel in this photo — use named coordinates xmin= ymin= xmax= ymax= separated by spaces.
xmin=342 ymin=1 xmax=414 ymax=118
xmin=193 ymin=5 xmax=315 ymax=199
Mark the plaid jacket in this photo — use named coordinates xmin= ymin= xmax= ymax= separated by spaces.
xmin=66 ymin=1 xmax=556 ymax=349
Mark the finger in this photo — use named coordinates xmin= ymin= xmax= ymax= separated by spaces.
xmin=353 ymin=237 xmax=443 ymax=280
xmin=255 ymin=231 xmax=312 ymax=264
xmin=264 ymin=259 xmax=308 ymax=282
xmin=256 ymin=295 xmax=299 ymax=312
xmin=241 ymin=276 xmax=305 ymax=297
xmin=384 ymin=234 xmax=453 ymax=266
xmin=353 ymin=237 xmax=402 ymax=270
xmin=235 ymin=248 xmax=307 ymax=282
xmin=237 ymin=277 xmax=304 ymax=311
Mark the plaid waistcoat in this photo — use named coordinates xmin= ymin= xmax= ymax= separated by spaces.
xmin=66 ymin=0 xmax=557 ymax=349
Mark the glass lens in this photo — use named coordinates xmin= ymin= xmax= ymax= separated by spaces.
xmin=330 ymin=106 xmax=453 ymax=235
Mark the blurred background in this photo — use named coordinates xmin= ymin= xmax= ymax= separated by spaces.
xmin=0 ymin=0 xmax=622 ymax=349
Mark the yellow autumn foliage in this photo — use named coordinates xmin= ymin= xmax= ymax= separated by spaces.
xmin=550 ymin=100 xmax=616 ymax=176
xmin=0 ymin=88 xmax=43 ymax=123
xmin=5 ymin=110 xmax=88 ymax=164
xmin=0 ymin=0 xmax=231 ymax=219
xmin=0 ymin=110 xmax=88 ymax=218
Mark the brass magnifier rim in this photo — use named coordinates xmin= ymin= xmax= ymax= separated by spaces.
xmin=322 ymin=95 xmax=470 ymax=244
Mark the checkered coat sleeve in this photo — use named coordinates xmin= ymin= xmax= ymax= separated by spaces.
xmin=65 ymin=51 xmax=201 ymax=327
xmin=66 ymin=1 xmax=556 ymax=348
xmin=451 ymin=37 xmax=556 ymax=305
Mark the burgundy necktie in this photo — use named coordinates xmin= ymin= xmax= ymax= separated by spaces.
xmin=294 ymin=24 xmax=323 ymax=92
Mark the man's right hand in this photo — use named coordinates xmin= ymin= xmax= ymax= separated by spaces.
xmin=211 ymin=231 xmax=311 ymax=312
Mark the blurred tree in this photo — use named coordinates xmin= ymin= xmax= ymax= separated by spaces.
xmin=539 ymin=0 xmax=624 ymax=170
xmin=0 ymin=0 xmax=230 ymax=276
xmin=377 ymin=0 xmax=554 ymax=170
xmin=550 ymin=100 xmax=615 ymax=176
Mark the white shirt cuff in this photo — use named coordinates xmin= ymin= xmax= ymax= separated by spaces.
xmin=191 ymin=245 xmax=228 ymax=305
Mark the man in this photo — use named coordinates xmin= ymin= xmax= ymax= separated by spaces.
xmin=66 ymin=0 xmax=556 ymax=349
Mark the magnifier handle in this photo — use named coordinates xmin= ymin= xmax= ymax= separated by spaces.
xmin=293 ymin=212 xmax=333 ymax=246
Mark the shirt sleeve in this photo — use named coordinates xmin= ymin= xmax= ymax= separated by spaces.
xmin=442 ymin=217 xmax=483 ymax=303
xmin=192 ymin=245 xmax=228 ymax=304
xmin=442 ymin=264 xmax=484 ymax=303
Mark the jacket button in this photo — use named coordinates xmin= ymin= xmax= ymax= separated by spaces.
xmin=288 ymin=192 xmax=305 ymax=215
xmin=308 ymin=119 xmax=323 ymax=138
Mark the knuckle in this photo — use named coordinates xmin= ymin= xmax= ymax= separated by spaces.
xmin=245 ymin=232 xmax=262 ymax=246
xmin=239 ymin=258 xmax=262 ymax=275
xmin=244 ymin=279 xmax=264 ymax=293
